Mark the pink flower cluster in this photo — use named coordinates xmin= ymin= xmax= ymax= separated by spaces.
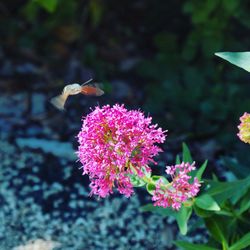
xmin=77 ymin=104 xmax=166 ymax=198
xmin=237 ymin=112 xmax=250 ymax=144
xmin=152 ymin=162 xmax=200 ymax=210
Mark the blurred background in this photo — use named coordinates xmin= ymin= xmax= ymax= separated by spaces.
xmin=0 ymin=0 xmax=250 ymax=249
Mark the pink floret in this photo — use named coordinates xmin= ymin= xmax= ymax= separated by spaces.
xmin=152 ymin=162 xmax=200 ymax=210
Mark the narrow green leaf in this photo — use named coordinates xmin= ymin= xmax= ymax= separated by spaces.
xmin=205 ymin=217 xmax=228 ymax=245
xmin=239 ymin=190 xmax=250 ymax=215
xmin=196 ymin=160 xmax=208 ymax=181
xmin=215 ymin=52 xmax=250 ymax=72
xmin=176 ymin=154 xmax=181 ymax=164
xmin=212 ymin=173 xmax=219 ymax=181
xmin=174 ymin=241 xmax=219 ymax=250
xmin=195 ymin=194 xmax=220 ymax=211
xmin=205 ymin=176 xmax=250 ymax=203
xmin=182 ymin=143 xmax=193 ymax=163
xmin=229 ymin=232 xmax=250 ymax=250
xmin=176 ymin=206 xmax=192 ymax=235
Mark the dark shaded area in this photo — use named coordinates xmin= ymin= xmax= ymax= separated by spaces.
xmin=0 ymin=0 xmax=250 ymax=249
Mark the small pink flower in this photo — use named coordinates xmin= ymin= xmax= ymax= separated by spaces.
xmin=238 ymin=112 xmax=250 ymax=144
xmin=77 ymin=104 xmax=166 ymax=198
xmin=152 ymin=162 xmax=200 ymax=210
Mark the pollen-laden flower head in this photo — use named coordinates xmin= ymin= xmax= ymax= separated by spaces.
xmin=77 ymin=104 xmax=166 ymax=198
xmin=152 ymin=162 xmax=200 ymax=210
xmin=238 ymin=112 xmax=250 ymax=144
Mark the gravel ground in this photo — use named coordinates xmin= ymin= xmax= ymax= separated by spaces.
xmin=0 ymin=91 xmax=179 ymax=250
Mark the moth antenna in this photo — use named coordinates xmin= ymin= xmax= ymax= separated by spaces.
xmin=81 ymin=78 xmax=93 ymax=86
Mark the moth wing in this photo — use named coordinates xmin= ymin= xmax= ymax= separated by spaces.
xmin=92 ymin=84 xmax=104 ymax=96
xmin=50 ymin=93 xmax=68 ymax=110
xmin=81 ymin=83 xmax=104 ymax=96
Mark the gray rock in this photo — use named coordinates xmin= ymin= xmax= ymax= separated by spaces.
xmin=16 ymin=138 xmax=76 ymax=160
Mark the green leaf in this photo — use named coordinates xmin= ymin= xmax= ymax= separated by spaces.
xmin=151 ymin=175 xmax=161 ymax=182
xmin=215 ymin=52 xmax=250 ymax=72
xmin=34 ymin=0 xmax=58 ymax=13
xmin=195 ymin=194 xmax=220 ymax=211
xmin=140 ymin=204 xmax=176 ymax=217
xmin=129 ymin=175 xmax=146 ymax=187
xmin=205 ymin=217 xmax=228 ymax=245
xmin=174 ymin=241 xmax=219 ymax=250
xmin=146 ymin=183 xmax=156 ymax=195
xmin=176 ymin=206 xmax=192 ymax=235
xmin=141 ymin=204 xmax=192 ymax=235
xmin=176 ymin=154 xmax=181 ymax=164
xmin=196 ymin=160 xmax=208 ymax=181
xmin=205 ymin=176 xmax=250 ymax=203
xmin=151 ymin=175 xmax=169 ymax=185
xmin=212 ymin=174 xmax=219 ymax=181
xmin=193 ymin=204 xmax=213 ymax=218
xmin=229 ymin=232 xmax=250 ymax=250
xmin=182 ymin=143 xmax=193 ymax=163
xmin=238 ymin=190 xmax=250 ymax=215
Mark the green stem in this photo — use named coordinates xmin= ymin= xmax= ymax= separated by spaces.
xmin=129 ymin=163 xmax=172 ymax=192
xmin=142 ymin=175 xmax=154 ymax=185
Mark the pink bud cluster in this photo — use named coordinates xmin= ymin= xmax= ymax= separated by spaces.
xmin=152 ymin=162 xmax=200 ymax=210
xmin=238 ymin=112 xmax=250 ymax=144
xmin=77 ymin=104 xmax=166 ymax=198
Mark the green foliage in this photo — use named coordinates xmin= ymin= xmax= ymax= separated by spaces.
xmin=2 ymin=2 xmax=250 ymax=247
xmin=135 ymin=0 xmax=250 ymax=147
xmin=176 ymin=206 xmax=192 ymax=235
xmin=129 ymin=174 xmax=146 ymax=187
xmin=141 ymin=144 xmax=208 ymax=235
xmin=174 ymin=233 xmax=250 ymax=250
xmin=34 ymin=0 xmax=59 ymax=13
xmin=195 ymin=194 xmax=220 ymax=211
xmin=140 ymin=203 xmax=176 ymax=217
xmin=182 ymin=142 xmax=193 ymax=163
xmin=140 ymin=204 xmax=192 ymax=235
xmin=141 ymin=144 xmax=250 ymax=250
xmin=205 ymin=176 xmax=250 ymax=203
xmin=228 ymin=233 xmax=250 ymax=250
xmin=3 ymin=1 xmax=250 ymax=141
xmin=189 ymin=175 xmax=250 ymax=249
xmin=215 ymin=52 xmax=250 ymax=72
xmin=195 ymin=160 xmax=208 ymax=181
xmin=146 ymin=183 xmax=155 ymax=195
xmin=174 ymin=241 xmax=219 ymax=250
xmin=205 ymin=216 xmax=228 ymax=247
